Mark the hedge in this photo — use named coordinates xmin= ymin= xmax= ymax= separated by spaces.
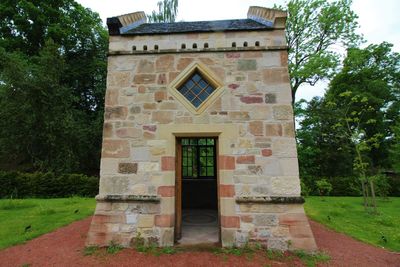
xmin=0 ymin=171 xmax=99 ymax=198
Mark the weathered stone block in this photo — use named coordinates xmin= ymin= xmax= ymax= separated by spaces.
xmin=151 ymin=111 xmax=174 ymax=124
xmin=265 ymin=93 xmax=277 ymax=104
xmin=236 ymin=155 xmax=255 ymax=164
xmin=265 ymin=124 xmax=282 ymax=136
xmin=116 ymin=128 xmax=142 ymax=138
xmin=238 ymin=59 xmax=257 ymax=71
xmin=161 ymin=156 xmax=175 ymax=171
xmin=221 ymin=228 xmax=236 ymax=247
xmin=272 ymin=105 xmax=293 ymax=120
xmin=221 ymin=216 xmax=240 ymax=228
xmin=240 ymin=96 xmax=263 ymax=104
xmin=102 ymin=140 xmax=130 ymax=158
xmin=155 ymin=214 xmax=174 ymax=227
xmin=118 ymin=163 xmax=138 ymax=174
xmin=156 ymin=55 xmax=174 ymax=72
xmin=137 ymin=59 xmax=155 ymax=73
xmin=249 ymin=121 xmax=263 ymax=136
xmin=105 ymin=106 xmax=128 ymax=120
xmin=134 ymin=74 xmax=156 ymax=84
xmin=137 ymin=215 xmax=155 ymax=228
xmin=219 ymin=156 xmax=235 ymax=170
xmin=219 ymin=184 xmax=235 ymax=197
xmin=262 ymin=68 xmax=289 ymax=84
xmin=157 ymin=186 xmax=175 ymax=197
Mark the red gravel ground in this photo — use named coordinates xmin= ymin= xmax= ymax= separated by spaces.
xmin=0 ymin=217 xmax=399 ymax=267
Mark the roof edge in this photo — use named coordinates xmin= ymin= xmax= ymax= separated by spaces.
xmin=107 ymin=11 xmax=147 ymax=35
xmin=247 ymin=6 xmax=287 ymax=28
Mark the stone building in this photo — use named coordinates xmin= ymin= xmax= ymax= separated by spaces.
xmin=86 ymin=6 xmax=317 ymax=251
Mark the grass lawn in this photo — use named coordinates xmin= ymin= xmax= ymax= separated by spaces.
xmin=304 ymin=196 xmax=400 ymax=252
xmin=0 ymin=197 xmax=96 ymax=250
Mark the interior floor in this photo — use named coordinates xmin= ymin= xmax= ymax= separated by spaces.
xmin=179 ymin=209 xmax=219 ymax=245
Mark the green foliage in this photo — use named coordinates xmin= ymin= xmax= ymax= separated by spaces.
xmin=315 ymin=179 xmax=332 ymax=196
xmin=132 ymin=232 xmax=176 ymax=256
xmin=0 ymin=0 xmax=107 ymax=175
xmin=106 ymin=241 xmax=124 ymax=254
xmin=293 ymin=250 xmax=330 ymax=267
xmin=0 ymin=171 xmax=99 ymax=198
xmin=296 ymin=42 xmax=400 ymax=195
xmin=147 ymin=0 xmax=178 ymax=23
xmin=300 ymin=179 xmax=311 ymax=196
xmin=265 ymin=249 xmax=285 ymax=260
xmin=390 ymin=123 xmax=400 ymax=173
xmin=0 ymin=197 xmax=95 ymax=249
xmin=370 ymin=174 xmax=391 ymax=198
xmin=279 ymin=0 xmax=361 ymax=102
xmin=83 ymin=245 xmax=99 ymax=256
xmin=304 ymin=196 xmax=400 ymax=251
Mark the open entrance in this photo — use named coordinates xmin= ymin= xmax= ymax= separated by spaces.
xmin=175 ymin=137 xmax=219 ymax=245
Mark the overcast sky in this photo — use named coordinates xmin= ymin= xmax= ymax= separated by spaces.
xmin=76 ymin=0 xmax=400 ymax=101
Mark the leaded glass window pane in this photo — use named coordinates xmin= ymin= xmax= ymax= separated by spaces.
xmin=177 ymin=71 xmax=216 ymax=108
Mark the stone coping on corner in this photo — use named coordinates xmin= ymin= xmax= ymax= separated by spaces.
xmin=235 ymin=196 xmax=305 ymax=204
xmin=96 ymin=194 xmax=161 ymax=203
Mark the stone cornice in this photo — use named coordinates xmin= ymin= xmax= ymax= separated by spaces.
xmin=96 ymin=194 xmax=160 ymax=203
xmin=235 ymin=196 xmax=305 ymax=204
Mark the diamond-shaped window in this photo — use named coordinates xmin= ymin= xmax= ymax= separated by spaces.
xmin=178 ymin=71 xmax=216 ymax=108
xmin=169 ymin=62 xmax=224 ymax=115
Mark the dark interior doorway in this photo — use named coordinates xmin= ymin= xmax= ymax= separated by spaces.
xmin=175 ymin=137 xmax=219 ymax=245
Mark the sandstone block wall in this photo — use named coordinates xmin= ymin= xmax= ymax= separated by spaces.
xmin=86 ymin=29 xmax=317 ymax=251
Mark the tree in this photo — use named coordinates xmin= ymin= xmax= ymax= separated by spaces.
xmin=147 ymin=0 xmax=178 ymax=23
xmin=281 ymin=0 xmax=361 ymax=104
xmin=296 ymin=42 xmax=400 ymax=199
xmin=0 ymin=0 xmax=108 ymax=174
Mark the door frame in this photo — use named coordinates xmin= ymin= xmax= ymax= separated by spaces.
xmin=174 ymin=136 xmax=220 ymax=243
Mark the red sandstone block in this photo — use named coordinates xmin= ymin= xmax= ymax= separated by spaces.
xmin=225 ymin=52 xmax=241 ymax=58
xmin=161 ymin=156 xmax=175 ymax=171
xmin=219 ymin=155 xmax=235 ymax=170
xmin=86 ymin=232 xmax=107 ymax=246
xmin=155 ymin=90 xmax=167 ymax=102
xmin=143 ymin=125 xmax=157 ymax=132
xmin=279 ymin=213 xmax=308 ymax=225
xmin=158 ymin=186 xmax=175 ymax=197
xmin=261 ymin=149 xmax=272 ymax=157
xmin=240 ymin=215 xmax=253 ymax=223
xmin=219 ymin=184 xmax=235 ymax=197
xmin=221 ymin=216 xmax=240 ymax=228
xmin=289 ymin=224 xmax=314 ymax=238
xmin=236 ymin=155 xmax=255 ymax=164
xmin=155 ymin=214 xmax=174 ymax=227
xmin=92 ymin=214 xmax=125 ymax=224
xmin=228 ymin=84 xmax=240 ymax=89
xmin=240 ymin=96 xmax=263 ymax=104
xmin=290 ymin=237 xmax=317 ymax=251
xmin=89 ymin=223 xmax=108 ymax=233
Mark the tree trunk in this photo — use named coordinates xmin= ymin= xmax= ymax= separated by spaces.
xmin=370 ymin=179 xmax=377 ymax=214
xmin=361 ymin=180 xmax=367 ymax=211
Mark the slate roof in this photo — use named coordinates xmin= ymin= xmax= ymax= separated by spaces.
xmin=121 ymin=19 xmax=272 ymax=35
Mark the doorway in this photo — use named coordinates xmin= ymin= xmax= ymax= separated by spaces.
xmin=175 ymin=137 xmax=219 ymax=245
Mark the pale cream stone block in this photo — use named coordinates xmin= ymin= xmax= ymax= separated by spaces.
xmin=130 ymin=183 xmax=147 ymax=195
xmin=259 ymin=51 xmax=281 ymax=68
xmin=138 ymin=162 xmax=160 ymax=172
xmin=272 ymin=138 xmax=298 ymax=158
xmin=219 ymin=170 xmax=234 ymax=184
xmin=270 ymin=176 xmax=301 ymax=196
xmin=220 ymin=197 xmax=236 ymax=216
xmin=100 ymin=158 xmax=120 ymax=176
xmin=137 ymin=215 xmax=155 ymax=228
xmin=279 ymin=158 xmax=299 ymax=176
xmin=161 ymin=197 xmax=175 ymax=214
